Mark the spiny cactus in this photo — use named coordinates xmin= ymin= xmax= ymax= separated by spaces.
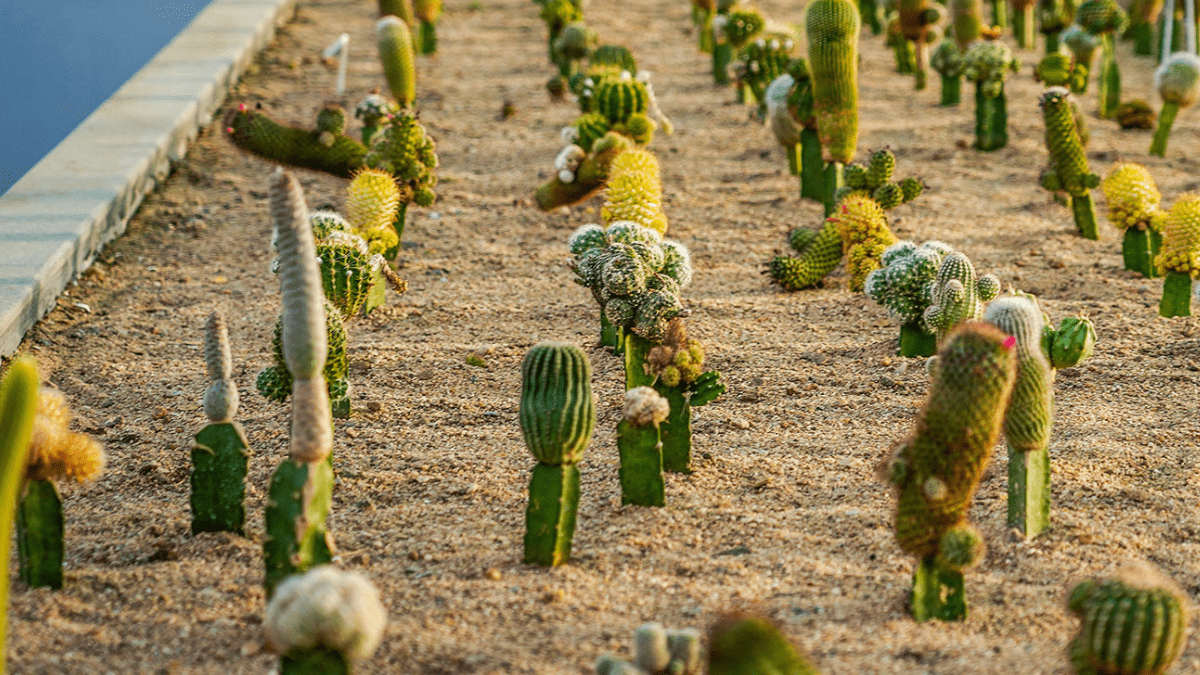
xmin=898 ymin=0 xmax=947 ymax=90
xmin=363 ymin=109 xmax=438 ymax=246
xmin=1067 ymin=562 xmax=1189 ymax=675
xmin=552 ymin=22 xmax=597 ymax=77
xmin=735 ymin=36 xmax=795 ymax=113
xmin=1040 ymin=87 xmax=1100 ymax=240
xmin=765 ymin=73 xmax=802 ymax=172
xmin=882 ymin=322 xmax=1017 ymax=621
xmin=262 ymin=170 xmax=336 ymax=597
xmin=836 ymin=148 xmax=924 ymax=210
xmin=923 ymin=251 xmax=1002 ymax=344
xmin=376 ymin=16 xmax=417 ymax=109
xmin=413 ymin=0 xmax=441 ymax=54
xmin=1039 ymin=0 xmax=1073 ymax=52
xmin=1012 ymin=0 xmax=1038 ymax=47
xmin=930 ymin=38 xmax=964 ymax=106
xmin=829 ymin=192 xmax=898 ymax=292
xmin=722 ymin=8 xmax=766 ymax=50
xmin=643 ymin=319 xmax=725 ymax=473
xmin=807 ymin=0 xmax=861 ymax=204
xmin=596 ymin=623 xmax=703 ymax=675
xmin=354 ymin=94 xmax=399 ymax=146
xmin=707 ymin=614 xmax=821 ymax=675
xmin=0 ymin=356 xmax=37 ymax=653
xmin=1077 ymin=0 xmax=1128 ymax=118
xmin=949 ymin=0 xmax=986 ymax=49
xmin=1044 ymin=313 xmax=1096 ymax=369
xmin=1035 ymin=52 xmax=1090 ymax=95
xmin=618 ymin=386 xmax=670 ymax=507
xmin=345 ymin=168 xmax=402 ymax=257
xmin=766 ymin=220 xmax=845 ymax=291
xmin=1155 ymin=194 xmax=1200 ymax=317
xmin=601 ymin=148 xmax=668 ymax=234
xmin=1102 ymin=164 xmax=1164 ymax=277
xmin=540 ymin=0 xmax=583 ymax=62
xmin=536 ymin=131 xmax=632 ymax=210
xmin=257 ymin=302 xmax=350 ymax=417
xmin=226 ymin=104 xmax=368 ymax=179
xmin=590 ymin=44 xmax=637 ymax=73
xmin=865 ymin=240 xmax=954 ymax=356
xmin=961 ymin=41 xmax=1020 ymax=151
xmin=767 ymin=59 xmax=824 ymax=201
xmin=1149 ymin=52 xmax=1200 ymax=157
xmin=1061 ymin=26 xmax=1100 ymax=94
xmin=265 ymin=566 xmax=387 ymax=674
xmin=520 ymin=342 xmax=595 ymax=566
xmin=191 ymin=311 xmax=251 ymax=537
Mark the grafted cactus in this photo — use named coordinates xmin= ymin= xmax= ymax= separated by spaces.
xmin=551 ymin=22 xmax=597 ymax=78
xmin=1149 ymin=52 xmax=1200 ymax=157
xmin=1039 ymin=87 xmax=1100 ymax=239
xmin=961 ymin=41 xmax=1020 ymax=151
xmin=226 ymin=104 xmax=368 ymax=179
xmin=836 ymin=148 xmax=925 ymax=210
xmin=644 ymin=319 xmax=725 ymax=473
xmin=0 ymin=356 xmax=37 ymax=647
xmin=379 ymin=0 xmax=414 ymax=23
xmin=256 ymin=303 xmax=350 ymax=416
xmin=1067 ymin=562 xmax=1189 ymax=675
xmin=191 ymin=311 xmax=251 ymax=536
xmin=807 ymin=0 xmax=860 ymax=213
xmin=265 ymin=566 xmax=387 ymax=674
xmin=536 ymin=131 xmax=632 ymax=210
xmin=865 ymin=240 xmax=954 ymax=356
xmin=413 ymin=0 xmax=441 ymax=54
xmin=1039 ymin=0 xmax=1073 ymax=51
xmin=1155 ymin=194 xmax=1200 ymax=317
xmin=596 ymin=623 xmax=703 ymax=675
xmin=519 ymin=342 xmax=595 ymax=566
xmin=923 ymin=251 xmax=1001 ymax=343
xmin=707 ymin=615 xmax=821 ymax=675
xmin=354 ymin=94 xmax=399 ymax=146
xmin=829 ymin=192 xmax=898 ymax=292
xmin=1102 ymin=163 xmax=1164 ymax=277
xmin=898 ymin=0 xmax=947 ymax=90
xmin=930 ymin=38 xmax=964 ymax=106
xmin=1035 ymin=52 xmax=1090 ymax=95
xmin=1124 ymin=0 xmax=1164 ymax=54
xmin=376 ymin=16 xmax=416 ymax=109
xmin=1012 ymin=0 xmax=1038 ymax=47
xmin=1061 ymin=26 xmax=1100 ymax=93
xmin=882 ymin=322 xmax=1017 ymax=622
xmin=765 ymin=60 xmax=823 ymax=200
xmin=766 ymin=220 xmax=844 ymax=290
xmin=601 ymin=148 xmax=669 ymax=234
xmin=1077 ymin=0 xmax=1128 ymax=118
xmin=590 ymin=44 xmax=637 ymax=73
xmin=949 ymin=0 xmax=992 ymax=49
xmin=618 ymin=387 xmax=670 ymax=507
xmin=363 ymin=109 xmax=438 ymax=247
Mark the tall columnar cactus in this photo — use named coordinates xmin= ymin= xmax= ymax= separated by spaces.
xmin=644 ymin=320 xmax=725 ymax=473
xmin=1149 ymin=52 xmax=1200 ymax=157
xmin=707 ymin=614 xmax=821 ymax=675
xmin=191 ymin=311 xmax=251 ymax=536
xmin=376 ymin=16 xmax=417 ymax=109
xmin=226 ymin=104 xmax=368 ymax=179
xmin=930 ymin=38 xmax=964 ymax=105
xmin=923 ymin=251 xmax=1002 ymax=344
xmin=601 ymin=148 xmax=669 ymax=234
xmin=0 ymin=356 xmax=38 ymax=657
xmin=950 ymin=0 xmax=987 ymax=48
xmin=1040 ymin=88 xmax=1100 ymax=239
xmin=984 ymin=297 xmax=1054 ymax=539
xmin=829 ymin=192 xmax=899 ymax=292
xmin=961 ymin=41 xmax=1020 ymax=151
xmin=766 ymin=220 xmax=845 ymax=290
xmin=262 ymin=169 xmax=336 ymax=597
xmin=1155 ymin=194 xmax=1200 ymax=317
xmin=807 ymin=0 xmax=861 ymax=214
xmin=363 ymin=109 xmax=438 ymax=247
xmin=865 ymin=240 xmax=955 ymax=356
xmin=596 ymin=623 xmax=703 ymax=675
xmin=1067 ymin=562 xmax=1189 ymax=675
xmin=777 ymin=59 xmax=825 ymax=201
xmin=519 ymin=342 xmax=595 ymax=566
xmin=882 ymin=322 xmax=1017 ymax=622
xmin=887 ymin=13 xmax=918 ymax=75
xmin=265 ymin=566 xmax=388 ymax=675
xmin=1102 ymin=164 xmax=1164 ymax=277
xmin=1077 ymin=0 xmax=1129 ymax=119
xmin=618 ymin=387 xmax=670 ymax=507
xmin=1062 ymin=25 xmax=1100 ymax=93
xmin=413 ymin=0 xmax=441 ymax=55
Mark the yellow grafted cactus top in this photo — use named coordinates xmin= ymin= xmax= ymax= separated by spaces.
xmin=1101 ymin=163 xmax=1161 ymax=231
xmin=26 ymin=389 xmax=104 ymax=483
xmin=346 ymin=167 xmax=402 ymax=255
xmin=600 ymin=148 xmax=669 ymax=235
xmin=829 ymin=193 xmax=896 ymax=291
xmin=1155 ymin=194 xmax=1200 ymax=277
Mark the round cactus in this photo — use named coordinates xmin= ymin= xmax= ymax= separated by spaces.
xmin=1150 ymin=53 xmax=1200 ymax=157
xmin=520 ymin=343 xmax=595 ymax=466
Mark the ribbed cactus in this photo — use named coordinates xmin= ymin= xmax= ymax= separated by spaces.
xmin=865 ymin=240 xmax=954 ymax=356
xmin=930 ymin=38 xmax=964 ymax=105
xmin=829 ymin=192 xmax=898 ymax=292
xmin=923 ymin=251 xmax=1001 ymax=343
xmin=707 ymin=615 xmax=820 ymax=675
xmin=807 ymin=0 xmax=861 ymax=175
xmin=1102 ymin=164 xmax=1164 ymax=277
xmin=596 ymin=623 xmax=703 ymax=675
xmin=590 ymin=45 xmax=638 ymax=73
xmin=552 ymin=23 xmax=596 ymax=78
xmin=1067 ymin=563 xmax=1189 ymax=675
xmin=191 ymin=311 xmax=251 ymax=536
xmin=376 ymin=16 xmax=416 ymax=109
xmin=836 ymin=148 xmax=925 ymax=210
xmin=519 ymin=342 xmax=595 ymax=566
xmin=1150 ymin=53 xmax=1200 ymax=157
xmin=984 ymin=297 xmax=1054 ymax=539
xmin=882 ymin=322 xmax=1017 ymax=621
xmin=225 ymin=105 xmax=368 ymax=179
xmin=961 ymin=41 xmax=1020 ymax=151
xmin=1040 ymin=87 xmax=1100 ymax=240
xmin=601 ymin=148 xmax=668 ymax=234
xmin=1045 ymin=313 xmax=1096 ymax=369
xmin=379 ymin=0 xmax=414 ymax=23
xmin=617 ymin=387 xmax=670 ymax=507
xmin=0 ymin=357 xmax=37 ymax=660
xmin=346 ymin=168 xmax=401 ymax=257
xmin=1077 ymin=0 xmax=1128 ymax=118
xmin=257 ymin=301 xmax=351 ymax=417
xmin=766 ymin=219 xmax=845 ymax=291
xmin=950 ymin=0 xmax=986 ymax=48
xmin=1012 ymin=0 xmax=1038 ymax=47
xmin=1155 ymin=194 xmax=1200 ymax=317
xmin=363 ymin=109 xmax=438 ymax=247
xmin=413 ymin=0 xmax=441 ymax=54
xmin=262 ymin=170 xmax=335 ymax=597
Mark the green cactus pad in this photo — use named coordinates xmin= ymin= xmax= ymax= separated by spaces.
xmin=263 ymin=458 xmax=335 ymax=596
xmin=190 ymin=422 xmax=251 ymax=536
xmin=226 ymin=108 xmax=368 ymax=179
xmin=17 ymin=479 xmax=63 ymax=590
xmin=523 ymin=463 xmax=580 ymax=566
xmin=519 ymin=343 xmax=595 ymax=466
xmin=807 ymin=0 xmax=860 ymax=164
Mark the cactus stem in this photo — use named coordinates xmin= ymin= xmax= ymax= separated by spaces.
xmin=1121 ymin=227 xmax=1161 ymax=277
xmin=655 ymin=384 xmax=692 ymax=474
xmin=417 ymin=19 xmax=437 ymax=55
xmin=17 ymin=479 xmax=64 ymax=589
xmin=974 ymin=82 xmax=1008 ymax=151
xmin=0 ymin=358 xmax=38 ymax=651
xmin=1069 ymin=193 xmax=1099 ymax=240
xmin=940 ymin=74 xmax=962 ymax=106
xmin=600 ymin=312 xmax=619 ymax=351
xmin=1149 ymin=101 xmax=1179 ymax=157
xmin=1130 ymin=21 xmax=1153 ymax=54
xmin=617 ymin=419 xmax=665 ymax=507
xmin=822 ymin=161 xmax=845 ymax=217
xmin=786 ymin=144 xmax=799 ymax=176
xmin=699 ymin=12 xmax=715 ymax=52
xmin=913 ymin=42 xmax=929 ymax=91
xmin=1159 ymin=272 xmax=1194 ymax=317
xmin=912 ymin=556 xmax=967 ymax=621
xmin=281 ymin=646 xmax=350 ymax=675
xmin=1014 ymin=6 xmax=1035 ymax=49
xmin=1097 ymin=35 xmax=1121 ymax=119
xmin=713 ymin=42 xmax=733 ymax=85
xmin=624 ymin=333 xmax=656 ymax=391
xmin=861 ymin=0 xmax=884 ymax=33
xmin=991 ymin=0 xmax=1008 ymax=28
xmin=898 ymin=322 xmax=938 ymax=357
xmin=1007 ymin=443 xmax=1050 ymax=538
xmin=1045 ymin=32 xmax=1061 ymax=54
xmin=800 ymin=129 xmax=825 ymax=201
xmin=190 ymin=422 xmax=251 ymax=536
xmin=523 ymin=463 xmax=580 ymax=566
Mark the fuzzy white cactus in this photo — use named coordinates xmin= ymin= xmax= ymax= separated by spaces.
xmin=623 ymin=386 xmax=670 ymax=426
xmin=264 ymin=565 xmax=387 ymax=664
xmin=554 ymin=144 xmax=587 ymax=184
xmin=202 ymin=310 xmax=238 ymax=422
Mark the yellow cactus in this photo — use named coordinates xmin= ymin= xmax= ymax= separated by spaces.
xmin=1101 ymin=163 xmax=1161 ymax=231
xmin=26 ymin=389 xmax=104 ymax=483
xmin=346 ymin=168 xmax=401 ymax=255
xmin=829 ymin=193 xmax=897 ymax=291
xmin=600 ymin=148 xmax=669 ymax=235
xmin=1155 ymin=194 xmax=1200 ymax=277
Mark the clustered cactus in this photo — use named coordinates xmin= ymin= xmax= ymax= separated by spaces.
xmin=1155 ymin=194 xmax=1200 ymax=317
xmin=829 ymin=192 xmax=899 ymax=292
xmin=596 ymin=622 xmax=703 ymax=675
xmin=642 ymin=319 xmax=726 ymax=474
xmin=864 ymin=240 xmax=955 ymax=356
xmin=1102 ymin=163 xmax=1165 ymax=277
xmin=923 ymin=251 xmax=1002 ymax=344
xmin=226 ymin=103 xmax=369 ymax=179
xmin=1039 ymin=87 xmax=1100 ymax=240
xmin=766 ymin=219 xmax=845 ymax=291
xmin=734 ymin=35 xmax=795 ymax=114
xmin=835 ymin=148 xmax=925 ymax=211
xmin=362 ymin=109 xmax=439 ymax=243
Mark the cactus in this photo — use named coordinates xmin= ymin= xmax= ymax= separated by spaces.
xmin=1035 ymin=52 xmax=1090 ymax=94
xmin=923 ymin=251 xmax=1002 ymax=344
xmin=723 ymin=9 xmax=767 ymax=100
xmin=961 ymin=41 xmax=1020 ymax=151
xmin=258 ymin=300 xmax=351 ymax=417
xmin=766 ymin=220 xmax=845 ymax=290
xmin=1039 ymin=0 xmax=1073 ymax=51
xmin=1067 ymin=562 xmax=1189 ymax=675
xmin=886 ymin=13 xmax=918 ymax=75
xmin=191 ymin=311 xmax=251 ymax=536
xmin=363 ymin=109 xmax=438 ymax=247
xmin=707 ymin=614 xmax=821 ymax=675
xmin=0 ymin=357 xmax=37 ymax=661
xmin=552 ymin=22 xmax=597 ymax=77
xmin=594 ymin=72 xmax=650 ymax=126
xmin=930 ymin=38 xmax=964 ymax=105
xmin=596 ymin=623 xmax=703 ymax=675
xmin=1039 ymin=87 xmax=1100 ymax=239
xmin=1155 ymin=194 xmax=1200 ymax=317
xmin=1124 ymin=0 xmax=1164 ymax=54
xmin=828 ymin=192 xmax=898 ymax=292
xmin=861 ymin=0 xmax=885 ymax=33
xmin=1012 ymin=0 xmax=1038 ymax=47
xmin=1102 ymin=164 xmax=1164 ymax=277
xmin=262 ymin=170 xmax=336 ymax=597
xmin=413 ymin=0 xmax=441 ymax=55
xmin=345 ymin=168 xmax=401 ymax=257
xmin=865 ymin=240 xmax=954 ymax=356
xmin=265 ymin=566 xmax=387 ymax=674
xmin=779 ymin=59 xmax=824 ymax=201
xmin=1045 ymin=313 xmax=1096 ymax=369
xmin=536 ymin=132 xmax=632 ymax=210
xmin=765 ymin=73 xmax=801 ymax=174
xmin=379 ymin=0 xmax=414 ymax=24
xmin=590 ymin=45 xmax=637 ymax=73
xmin=1116 ymin=99 xmax=1156 ymax=129
xmin=617 ymin=387 xmax=669 ymax=507
xmin=898 ymin=0 xmax=947 ymax=90
xmin=225 ymin=104 xmax=368 ymax=179
xmin=601 ymin=148 xmax=668 ymax=234
xmin=354 ymin=94 xmax=399 ymax=146
xmin=949 ymin=0 xmax=986 ymax=48
xmin=376 ymin=17 xmax=417 ymax=109
xmin=1149 ymin=52 xmax=1200 ymax=157
xmin=807 ymin=0 xmax=861 ymax=182
xmin=644 ymin=320 xmax=725 ymax=473
xmin=540 ymin=0 xmax=582 ymax=62
xmin=735 ymin=36 xmax=795 ymax=113
xmin=882 ymin=322 xmax=1017 ymax=621
xmin=1077 ymin=0 xmax=1128 ymax=118
xmin=835 ymin=148 xmax=925 ymax=211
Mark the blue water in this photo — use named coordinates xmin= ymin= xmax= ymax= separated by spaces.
xmin=0 ymin=0 xmax=213 ymax=197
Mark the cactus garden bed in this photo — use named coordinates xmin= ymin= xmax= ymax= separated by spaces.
xmin=5 ymin=0 xmax=1200 ymax=672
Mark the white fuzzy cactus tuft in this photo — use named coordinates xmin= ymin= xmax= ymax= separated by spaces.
xmin=265 ymin=565 xmax=387 ymax=663
xmin=623 ymin=386 xmax=670 ymax=426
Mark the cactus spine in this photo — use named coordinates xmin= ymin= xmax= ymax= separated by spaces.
xmin=807 ymin=0 xmax=861 ymax=207
xmin=363 ymin=109 xmax=438 ymax=249
xmin=519 ymin=343 xmax=595 ymax=566
xmin=262 ymin=170 xmax=335 ymax=597
xmin=1102 ymin=164 xmax=1164 ymax=277
xmin=1149 ymin=52 xmax=1200 ymax=157
xmin=0 ymin=357 xmax=37 ymax=664
xmin=618 ymin=387 xmax=670 ymax=507
xmin=191 ymin=311 xmax=251 ymax=536
xmin=883 ymin=322 xmax=1017 ymax=621
xmin=1039 ymin=88 xmax=1100 ymax=240
xmin=1155 ymin=194 xmax=1200 ymax=317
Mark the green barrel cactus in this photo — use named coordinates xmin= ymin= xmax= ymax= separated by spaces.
xmin=257 ymin=302 xmax=351 ymax=418
xmin=225 ymin=104 xmax=368 ymax=179
xmin=1155 ymin=194 xmax=1200 ymax=317
xmin=930 ymin=38 xmax=964 ymax=106
xmin=1067 ymin=563 xmax=1189 ymax=675
xmin=1045 ymin=313 xmax=1096 ymax=369
xmin=865 ymin=240 xmax=955 ymax=357
xmin=961 ymin=41 xmax=1020 ymax=151
xmin=316 ymin=239 xmax=376 ymax=318
xmin=1039 ymin=87 xmax=1100 ymax=240
xmin=707 ymin=614 xmax=821 ymax=675
xmin=519 ymin=342 xmax=595 ymax=566
xmin=262 ymin=169 xmax=336 ymax=597
xmin=0 ymin=357 xmax=37 ymax=655
xmin=617 ymin=387 xmax=670 ymax=507
xmin=766 ymin=219 xmax=845 ymax=291
xmin=1077 ymin=0 xmax=1128 ymax=119
xmin=807 ymin=0 xmax=860 ymax=213
xmin=923 ymin=251 xmax=1002 ymax=344
xmin=594 ymin=73 xmax=650 ymax=126
xmin=590 ymin=44 xmax=637 ymax=73
xmin=1149 ymin=52 xmax=1200 ymax=158
xmin=376 ymin=16 xmax=417 ymax=109
xmin=413 ymin=0 xmax=441 ymax=55
xmin=191 ymin=310 xmax=251 ymax=536
xmin=882 ymin=321 xmax=1018 ymax=621
xmin=363 ymin=109 xmax=438 ymax=246
xmin=1102 ymin=164 xmax=1164 ymax=277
